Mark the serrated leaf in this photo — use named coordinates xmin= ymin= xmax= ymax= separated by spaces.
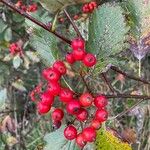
xmin=87 ymin=3 xmax=129 ymax=73
xmin=44 ymin=126 xmax=79 ymax=150
xmin=13 ymin=55 xmax=22 ymax=69
xmin=0 ymin=88 xmax=7 ymax=109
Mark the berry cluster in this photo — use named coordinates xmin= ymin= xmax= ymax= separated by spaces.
xmin=30 ymin=38 xmax=108 ymax=148
xmin=15 ymin=0 xmax=38 ymax=12
xmin=66 ymin=38 xmax=96 ymax=67
xmin=82 ymin=1 xmax=97 ymax=13
xmin=9 ymin=42 xmax=23 ymax=56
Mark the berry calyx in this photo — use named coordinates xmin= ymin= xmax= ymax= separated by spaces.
xmin=37 ymin=102 xmax=51 ymax=114
xmin=95 ymin=109 xmax=108 ymax=122
xmin=72 ymin=49 xmax=86 ymax=61
xmin=40 ymin=91 xmax=54 ymax=105
xmin=91 ymin=119 xmax=101 ymax=130
xmin=42 ymin=68 xmax=61 ymax=82
xmin=94 ymin=95 xmax=108 ymax=108
xmin=65 ymin=53 xmax=75 ymax=64
xmin=76 ymin=108 xmax=88 ymax=121
xmin=51 ymin=108 xmax=64 ymax=121
xmin=59 ymin=88 xmax=74 ymax=103
xmin=64 ymin=125 xmax=77 ymax=140
xmin=79 ymin=93 xmax=93 ymax=107
xmin=82 ymin=127 xmax=96 ymax=142
xmin=71 ymin=38 xmax=85 ymax=50
xmin=76 ymin=133 xmax=86 ymax=148
xmin=53 ymin=61 xmax=66 ymax=75
xmin=83 ymin=53 xmax=96 ymax=67
xmin=66 ymin=100 xmax=81 ymax=115
xmin=52 ymin=120 xmax=61 ymax=130
xmin=47 ymin=82 xmax=61 ymax=96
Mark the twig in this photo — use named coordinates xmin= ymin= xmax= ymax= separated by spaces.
xmin=110 ymin=66 xmax=150 ymax=85
xmin=101 ymin=72 xmax=118 ymax=94
xmin=1 ymin=0 xmax=71 ymax=45
xmin=109 ymin=99 xmax=144 ymax=120
xmin=64 ymin=9 xmax=82 ymax=38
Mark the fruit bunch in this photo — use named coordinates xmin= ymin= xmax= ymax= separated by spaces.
xmin=82 ymin=1 xmax=97 ymax=13
xmin=30 ymin=38 xmax=108 ymax=148
xmin=9 ymin=42 xmax=23 ymax=56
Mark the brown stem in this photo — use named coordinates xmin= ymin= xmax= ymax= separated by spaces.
xmin=110 ymin=66 xmax=150 ymax=85
xmin=1 ymin=0 xmax=71 ymax=45
xmin=101 ymin=72 xmax=118 ymax=94
xmin=64 ymin=9 xmax=82 ymax=38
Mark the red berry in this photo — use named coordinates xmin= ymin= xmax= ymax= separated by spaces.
xmin=53 ymin=120 xmax=61 ymax=129
xmin=82 ymin=127 xmax=96 ymax=142
xmin=82 ymin=4 xmax=90 ymax=13
xmin=65 ymin=53 xmax=75 ymax=64
xmin=79 ymin=93 xmax=93 ymax=107
xmin=91 ymin=119 xmax=101 ymax=130
xmin=76 ymin=108 xmax=88 ymax=121
xmin=73 ymin=15 xmax=79 ymax=20
xmin=27 ymin=3 xmax=38 ymax=12
xmin=53 ymin=61 xmax=66 ymax=75
xmin=88 ymin=3 xmax=94 ymax=12
xmin=66 ymin=100 xmax=81 ymax=115
xmin=47 ymin=82 xmax=61 ymax=96
xmin=37 ymin=102 xmax=51 ymax=114
xmin=83 ymin=53 xmax=96 ymax=67
xmin=72 ymin=49 xmax=86 ymax=61
xmin=42 ymin=68 xmax=61 ymax=82
xmin=40 ymin=91 xmax=54 ymax=105
xmin=76 ymin=133 xmax=86 ymax=148
xmin=94 ymin=95 xmax=108 ymax=108
xmin=52 ymin=108 xmax=64 ymax=121
xmin=71 ymin=38 xmax=85 ymax=50
xmin=21 ymin=5 xmax=27 ymax=11
xmin=90 ymin=1 xmax=97 ymax=8
xmin=95 ymin=109 xmax=108 ymax=122
xmin=64 ymin=125 xmax=77 ymax=140
xmin=59 ymin=88 xmax=74 ymax=103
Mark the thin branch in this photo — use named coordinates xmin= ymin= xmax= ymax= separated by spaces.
xmin=101 ymin=72 xmax=118 ymax=94
xmin=1 ymin=0 xmax=71 ymax=45
xmin=110 ymin=99 xmax=144 ymax=120
xmin=110 ymin=66 xmax=150 ymax=85
xmin=64 ymin=9 xmax=82 ymax=38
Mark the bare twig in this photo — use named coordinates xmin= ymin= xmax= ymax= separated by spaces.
xmin=111 ymin=66 xmax=150 ymax=85
xmin=1 ymin=0 xmax=71 ymax=45
xmin=64 ymin=9 xmax=82 ymax=38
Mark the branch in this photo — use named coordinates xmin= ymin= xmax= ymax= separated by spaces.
xmin=1 ymin=0 xmax=71 ymax=45
xmin=110 ymin=66 xmax=150 ymax=85
xmin=64 ymin=9 xmax=82 ymax=38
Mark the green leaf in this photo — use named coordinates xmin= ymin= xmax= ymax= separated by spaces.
xmin=0 ymin=88 xmax=7 ymax=109
xmin=0 ymin=19 xmax=7 ymax=33
xmin=4 ymin=27 xmax=12 ymax=41
xmin=44 ymin=126 xmax=79 ymax=150
xmin=13 ymin=55 xmax=23 ymax=69
xmin=87 ymin=3 xmax=129 ymax=73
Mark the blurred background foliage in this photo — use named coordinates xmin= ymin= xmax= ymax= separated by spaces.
xmin=0 ymin=0 xmax=150 ymax=150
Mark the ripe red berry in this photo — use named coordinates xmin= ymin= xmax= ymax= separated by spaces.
xmin=52 ymin=120 xmax=61 ymax=129
xmin=42 ymin=68 xmax=61 ymax=82
xmin=95 ymin=109 xmax=108 ymax=122
xmin=76 ymin=108 xmax=88 ymax=121
xmin=82 ymin=127 xmax=96 ymax=142
xmin=76 ymin=133 xmax=86 ymax=148
xmin=72 ymin=49 xmax=86 ymax=61
xmin=83 ymin=53 xmax=96 ymax=67
xmin=47 ymin=82 xmax=61 ymax=96
xmin=40 ymin=91 xmax=54 ymax=105
xmin=79 ymin=93 xmax=93 ymax=107
xmin=65 ymin=53 xmax=75 ymax=64
xmin=27 ymin=3 xmax=38 ymax=12
xmin=91 ymin=119 xmax=101 ymax=130
xmin=53 ymin=61 xmax=66 ymax=75
xmin=64 ymin=125 xmax=77 ymax=140
xmin=37 ymin=102 xmax=51 ymax=114
xmin=51 ymin=108 xmax=64 ymax=121
xmin=59 ymin=88 xmax=73 ymax=103
xmin=82 ymin=4 xmax=90 ymax=13
xmin=66 ymin=100 xmax=81 ymax=115
xmin=94 ymin=95 xmax=108 ymax=108
xmin=71 ymin=38 xmax=85 ymax=50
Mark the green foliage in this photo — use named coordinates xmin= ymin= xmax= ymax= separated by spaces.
xmin=95 ymin=129 xmax=132 ymax=150
xmin=44 ymin=126 xmax=79 ymax=150
xmin=0 ymin=88 xmax=7 ymax=109
xmin=87 ymin=3 xmax=129 ymax=73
